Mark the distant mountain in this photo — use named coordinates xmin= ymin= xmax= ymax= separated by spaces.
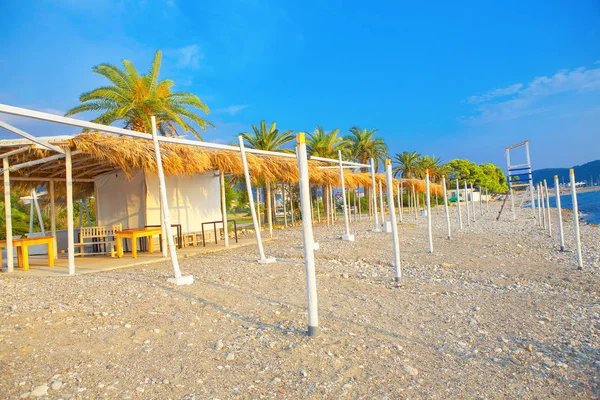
xmin=532 ymin=160 xmax=600 ymax=186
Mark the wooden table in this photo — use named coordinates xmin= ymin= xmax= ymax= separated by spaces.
xmin=116 ymin=227 xmax=162 ymax=258
xmin=0 ymin=236 xmax=55 ymax=271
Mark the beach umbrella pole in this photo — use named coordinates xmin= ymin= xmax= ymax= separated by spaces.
xmin=425 ymin=171 xmax=433 ymax=253
xmin=569 ymin=169 xmax=583 ymax=270
xmin=65 ymin=147 xmax=76 ymax=275
xmin=554 ymin=175 xmax=565 ymax=251
xmin=470 ymin=183 xmax=476 ymax=223
xmin=296 ymin=133 xmax=320 ymax=336
xmin=442 ymin=176 xmax=451 ymax=239
xmin=238 ymin=135 xmax=275 ymax=264
xmin=464 ymin=182 xmax=471 ymax=227
xmin=385 ymin=160 xmax=401 ymax=281
xmin=399 ymin=181 xmax=404 ymax=223
xmin=456 ymin=179 xmax=463 ymax=230
xmin=369 ymin=158 xmax=381 ymax=232
xmin=379 ymin=180 xmax=389 ymax=232
xmin=544 ymin=180 xmax=552 ymax=237
xmin=338 ymin=150 xmax=354 ymax=241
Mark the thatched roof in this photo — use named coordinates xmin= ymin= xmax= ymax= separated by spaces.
xmin=0 ymin=132 xmax=442 ymax=196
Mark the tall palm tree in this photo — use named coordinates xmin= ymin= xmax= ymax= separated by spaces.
xmin=415 ymin=155 xmax=443 ymax=181
xmin=345 ymin=127 xmax=388 ymax=171
xmin=65 ymin=50 xmax=213 ymax=139
xmin=393 ymin=151 xmax=421 ymax=178
xmin=240 ymin=121 xmax=294 ymax=237
xmin=307 ymin=126 xmax=349 ymax=158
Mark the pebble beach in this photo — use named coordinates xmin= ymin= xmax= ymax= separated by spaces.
xmin=1 ymin=202 xmax=599 ymax=399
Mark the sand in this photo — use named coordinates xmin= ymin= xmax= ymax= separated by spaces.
xmin=1 ymin=202 xmax=599 ymax=399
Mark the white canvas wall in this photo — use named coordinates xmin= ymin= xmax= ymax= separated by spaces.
xmin=145 ymin=172 xmax=222 ymax=234
xmin=95 ymin=169 xmax=146 ymax=229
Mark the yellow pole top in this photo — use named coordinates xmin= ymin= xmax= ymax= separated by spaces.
xmin=296 ymin=132 xmax=305 ymax=144
xmin=569 ymin=168 xmax=574 ymax=174
xmin=554 ymin=175 xmax=558 ymax=179
xmin=386 ymin=159 xmax=391 ymax=166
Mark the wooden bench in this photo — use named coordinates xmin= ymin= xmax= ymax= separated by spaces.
xmin=0 ymin=236 xmax=55 ymax=271
xmin=75 ymin=224 xmax=122 ymax=257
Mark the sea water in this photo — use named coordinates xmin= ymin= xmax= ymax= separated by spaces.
xmin=548 ymin=190 xmax=600 ymax=225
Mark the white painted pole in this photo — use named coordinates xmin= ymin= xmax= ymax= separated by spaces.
xmin=238 ymin=135 xmax=274 ymax=264
xmin=569 ymin=169 xmax=583 ymax=270
xmin=399 ymin=181 xmax=404 ymax=223
xmin=316 ymin=188 xmax=321 ymax=223
xmin=65 ymin=147 xmax=76 ymax=275
xmin=526 ymin=142 xmax=536 ymax=219
xmin=425 ymin=171 xmax=433 ymax=253
xmin=378 ymin=180 xmax=386 ymax=230
xmin=296 ymin=133 xmax=319 ymax=336
xmin=357 ymin=187 xmax=362 ymax=221
xmin=32 ymin=189 xmax=45 ymax=235
xmin=554 ymin=175 xmax=565 ymax=252
xmin=485 ymin=187 xmax=489 ymax=213
xmin=49 ymin=180 xmax=57 ymax=259
xmin=478 ymin=186 xmax=483 ymax=217
xmin=283 ymin=183 xmax=288 ymax=228
xmin=413 ymin=185 xmax=418 ymax=222
xmin=456 ymin=179 xmax=463 ymax=230
xmin=159 ymin=199 xmax=167 ymax=257
xmin=536 ymin=185 xmax=542 ymax=226
xmin=370 ymin=158 xmax=380 ymax=232
xmin=544 ymin=180 xmax=552 ymax=237
xmin=256 ymin=186 xmax=262 ymax=230
xmin=464 ymin=182 xmax=471 ymax=227
xmin=442 ymin=176 xmax=451 ymax=239
xmin=219 ymin=171 xmax=229 ymax=247
xmin=151 ymin=117 xmax=190 ymax=284
xmin=3 ymin=157 xmax=14 ymax=273
xmin=338 ymin=150 xmax=353 ymax=241
xmin=396 ymin=183 xmax=402 ymax=224
xmin=470 ymin=183 xmax=476 ymax=223
xmin=385 ymin=160 xmax=401 ymax=281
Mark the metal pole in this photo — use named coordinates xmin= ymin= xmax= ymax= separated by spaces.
xmin=456 ymin=179 xmax=463 ymax=230
xmin=3 ymin=157 xmax=13 ymax=273
xmin=425 ymin=171 xmax=433 ymax=253
xmin=369 ymin=158 xmax=380 ymax=232
xmin=32 ymin=189 xmax=45 ymax=235
xmin=385 ymin=160 xmax=401 ymax=281
xmin=554 ymin=175 xmax=565 ymax=251
xmin=442 ymin=176 xmax=451 ymax=239
xmin=151 ymin=117 xmax=190 ymax=284
xmin=464 ymin=182 xmax=471 ymax=227
xmin=338 ymin=150 xmax=353 ymax=241
xmin=65 ymin=147 xmax=75 ymax=275
xmin=544 ymin=180 xmax=552 ymax=237
xmin=569 ymin=169 xmax=583 ymax=270
xmin=219 ymin=171 xmax=229 ymax=247
xmin=238 ymin=136 xmax=274 ymax=264
xmin=296 ymin=133 xmax=319 ymax=336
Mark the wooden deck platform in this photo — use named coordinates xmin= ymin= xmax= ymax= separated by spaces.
xmin=0 ymin=237 xmax=258 ymax=277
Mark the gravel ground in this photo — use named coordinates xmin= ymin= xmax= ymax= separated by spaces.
xmin=1 ymin=202 xmax=599 ymax=399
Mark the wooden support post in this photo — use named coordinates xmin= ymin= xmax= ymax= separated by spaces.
xmin=65 ymin=147 xmax=75 ymax=275
xmin=385 ymin=160 xmax=401 ymax=281
xmin=49 ymin=180 xmax=57 ymax=259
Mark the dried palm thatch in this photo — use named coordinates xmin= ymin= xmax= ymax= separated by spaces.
xmin=0 ymin=132 xmax=440 ymax=197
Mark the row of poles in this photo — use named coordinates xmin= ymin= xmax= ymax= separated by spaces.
xmin=531 ymin=169 xmax=583 ymax=269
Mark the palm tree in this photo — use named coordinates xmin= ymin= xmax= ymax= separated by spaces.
xmin=240 ymin=121 xmax=294 ymax=237
xmin=416 ymin=155 xmax=443 ymax=181
xmin=345 ymin=127 xmax=388 ymax=171
xmin=393 ymin=151 xmax=421 ymax=178
xmin=65 ymin=50 xmax=213 ymax=139
xmin=307 ymin=126 xmax=349 ymax=158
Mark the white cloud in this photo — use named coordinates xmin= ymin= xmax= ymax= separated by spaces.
xmin=214 ymin=105 xmax=248 ymax=116
xmin=167 ymin=45 xmax=203 ymax=70
xmin=467 ymin=83 xmax=523 ymax=104
xmin=463 ymin=65 xmax=600 ymax=124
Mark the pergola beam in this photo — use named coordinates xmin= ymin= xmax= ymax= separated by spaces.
xmin=0 ymin=151 xmax=82 ymax=174
xmin=0 ymin=120 xmax=65 ymax=154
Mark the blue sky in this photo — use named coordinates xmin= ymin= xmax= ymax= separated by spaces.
xmin=0 ymin=0 xmax=598 ymax=169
